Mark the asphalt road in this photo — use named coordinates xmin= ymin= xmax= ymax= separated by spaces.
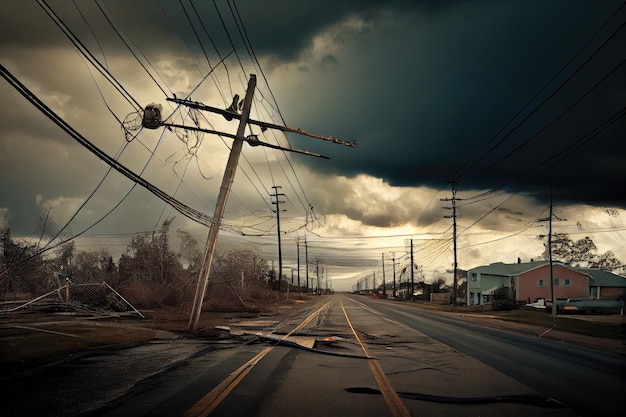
xmin=3 ymin=294 xmax=623 ymax=417
xmin=356 ymin=296 xmax=626 ymax=417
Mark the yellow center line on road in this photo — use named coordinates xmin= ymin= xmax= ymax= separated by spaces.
xmin=340 ymin=298 xmax=413 ymax=417
xmin=182 ymin=346 xmax=273 ymax=417
xmin=182 ymin=299 xmax=332 ymax=417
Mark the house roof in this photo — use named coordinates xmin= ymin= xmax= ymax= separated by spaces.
xmin=469 ymin=260 xmax=554 ymax=276
xmin=577 ymin=268 xmax=626 ymax=287
xmin=469 ymin=261 xmax=626 ymax=288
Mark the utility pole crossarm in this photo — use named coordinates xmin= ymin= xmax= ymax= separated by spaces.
xmin=166 ymin=97 xmax=356 ymax=148
xmin=161 ymin=122 xmax=330 ymax=159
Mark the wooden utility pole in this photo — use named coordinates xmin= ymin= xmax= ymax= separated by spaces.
xmin=538 ymin=189 xmax=565 ymax=320
xmin=305 ymin=237 xmax=309 ymax=293
xmin=296 ymin=237 xmax=301 ymax=289
xmin=442 ymin=180 xmax=461 ymax=304
xmin=165 ymin=71 xmax=354 ymax=331
xmin=373 ymin=271 xmax=376 ymax=293
xmin=271 ymin=185 xmax=285 ymax=291
xmin=548 ymin=196 xmax=556 ymax=319
xmin=188 ymin=75 xmax=256 ymax=331
xmin=390 ymin=251 xmax=397 ymax=299
xmin=381 ymin=253 xmax=387 ymax=298
xmin=316 ymin=258 xmax=320 ymax=294
xmin=410 ymin=238 xmax=415 ymax=300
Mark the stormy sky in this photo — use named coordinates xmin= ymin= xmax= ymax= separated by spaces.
xmin=1 ymin=0 xmax=625 ymax=290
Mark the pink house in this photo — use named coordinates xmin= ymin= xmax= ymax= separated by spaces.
xmin=467 ymin=260 xmax=593 ymax=305
xmin=516 ymin=263 xmax=589 ymax=303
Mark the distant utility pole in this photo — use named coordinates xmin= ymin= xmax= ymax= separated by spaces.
xmin=373 ymin=271 xmax=376 ymax=293
xmin=549 ymin=200 xmax=555 ymax=319
xmin=296 ymin=237 xmax=301 ymax=289
xmin=410 ymin=239 xmax=415 ymax=300
xmin=442 ymin=180 xmax=462 ymax=304
xmin=305 ymin=237 xmax=309 ymax=293
xmin=381 ymin=253 xmax=387 ymax=298
xmin=271 ymin=185 xmax=285 ymax=291
xmin=390 ymin=251 xmax=397 ymax=298
xmin=316 ymin=258 xmax=320 ymax=294
xmin=538 ymin=189 xmax=566 ymax=319
xmin=188 ymin=75 xmax=257 ymax=331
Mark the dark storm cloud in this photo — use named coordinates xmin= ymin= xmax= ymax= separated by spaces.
xmin=2 ymin=0 xmax=624 ymax=236
xmin=230 ymin=1 xmax=465 ymax=59
xmin=274 ymin=1 xmax=626 ymax=209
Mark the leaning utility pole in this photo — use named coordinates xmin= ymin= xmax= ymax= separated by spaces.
xmin=271 ymin=185 xmax=285 ymax=291
xmin=188 ymin=75 xmax=257 ymax=331
xmin=442 ymin=180 xmax=461 ymax=304
xmin=163 ymin=74 xmax=355 ymax=331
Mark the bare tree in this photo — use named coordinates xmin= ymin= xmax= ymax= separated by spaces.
xmin=212 ymin=249 xmax=270 ymax=286
xmin=70 ymin=249 xmax=117 ymax=284
xmin=1 ymin=228 xmax=50 ymax=296
xmin=538 ymin=233 xmax=623 ymax=272
xmin=117 ymin=219 xmax=184 ymax=307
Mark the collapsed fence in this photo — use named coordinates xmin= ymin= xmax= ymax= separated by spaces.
xmin=1 ymin=282 xmax=144 ymax=318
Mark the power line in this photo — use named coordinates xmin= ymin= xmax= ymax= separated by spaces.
xmin=36 ymin=0 xmax=141 ymax=110
xmin=454 ymin=15 xmax=625 ymax=179
xmin=484 ymin=57 xmax=625 ymax=171
xmin=1 ymin=65 xmax=243 ymax=235
xmin=94 ymin=0 xmax=172 ymax=97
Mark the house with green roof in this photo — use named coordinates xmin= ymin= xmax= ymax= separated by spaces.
xmin=577 ymin=268 xmax=626 ymax=299
xmin=466 ymin=260 xmax=625 ymax=306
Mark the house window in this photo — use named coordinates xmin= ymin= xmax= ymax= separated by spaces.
xmin=537 ymin=279 xmax=544 ymax=287
xmin=564 ymin=278 xmax=571 ymax=286
xmin=554 ymin=279 xmax=559 ymax=286
xmin=471 ymin=273 xmax=477 ymax=282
